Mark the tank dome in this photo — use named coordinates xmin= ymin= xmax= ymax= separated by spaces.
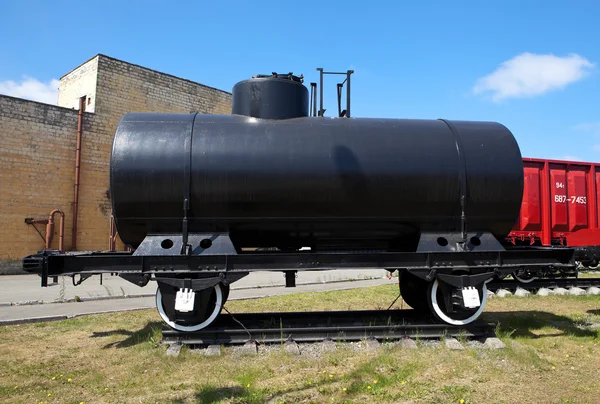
xmin=231 ymin=72 xmax=308 ymax=120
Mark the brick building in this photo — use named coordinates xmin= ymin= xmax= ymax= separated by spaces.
xmin=0 ymin=54 xmax=232 ymax=274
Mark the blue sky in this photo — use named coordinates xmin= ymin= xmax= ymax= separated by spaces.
xmin=1 ymin=0 xmax=599 ymax=162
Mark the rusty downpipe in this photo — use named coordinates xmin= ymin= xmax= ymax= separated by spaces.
xmin=46 ymin=209 xmax=65 ymax=252
xmin=72 ymin=95 xmax=86 ymax=250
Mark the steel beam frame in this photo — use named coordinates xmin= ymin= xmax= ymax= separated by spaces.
xmin=25 ymin=247 xmax=576 ymax=288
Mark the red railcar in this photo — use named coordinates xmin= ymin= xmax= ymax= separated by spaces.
xmin=508 ymin=157 xmax=600 ymax=268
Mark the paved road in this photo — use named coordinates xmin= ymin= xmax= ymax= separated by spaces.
xmin=0 ymin=269 xmax=391 ymax=305
xmin=0 ymin=278 xmax=393 ymax=325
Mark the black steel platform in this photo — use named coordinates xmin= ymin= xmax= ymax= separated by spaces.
xmin=161 ymin=309 xmax=497 ymax=347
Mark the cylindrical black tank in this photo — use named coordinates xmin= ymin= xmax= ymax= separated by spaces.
xmin=231 ymin=73 xmax=308 ymax=120
xmin=110 ymin=74 xmax=523 ymax=251
xmin=110 ymin=93 xmax=524 ymax=251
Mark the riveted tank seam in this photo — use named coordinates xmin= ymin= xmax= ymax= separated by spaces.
xmin=181 ymin=112 xmax=198 ymax=255
xmin=439 ymin=119 xmax=469 ymax=242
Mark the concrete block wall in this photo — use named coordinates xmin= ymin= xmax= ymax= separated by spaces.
xmin=0 ymin=54 xmax=232 ymax=274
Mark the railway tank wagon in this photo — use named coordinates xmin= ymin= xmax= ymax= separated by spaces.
xmin=23 ymin=71 xmax=576 ymax=331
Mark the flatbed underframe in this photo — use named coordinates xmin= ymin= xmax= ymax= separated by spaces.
xmin=25 ymin=247 xmax=576 ymax=287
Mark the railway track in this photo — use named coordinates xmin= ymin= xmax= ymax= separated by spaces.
xmin=161 ymin=309 xmax=496 ymax=347
xmin=487 ymin=277 xmax=600 ymax=292
xmin=162 ymin=278 xmax=600 ymax=348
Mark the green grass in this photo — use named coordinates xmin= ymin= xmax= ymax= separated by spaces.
xmin=576 ymin=271 xmax=600 ymax=278
xmin=0 ymin=285 xmax=598 ymax=403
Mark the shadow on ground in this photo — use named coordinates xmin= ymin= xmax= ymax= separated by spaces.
xmin=482 ymin=311 xmax=599 ymax=339
xmin=194 ymin=386 xmax=246 ymax=403
xmin=90 ymin=320 xmax=163 ymax=348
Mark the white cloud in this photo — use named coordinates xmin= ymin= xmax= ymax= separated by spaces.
xmin=574 ymin=122 xmax=600 ymax=136
xmin=0 ymin=76 xmax=59 ymax=104
xmin=473 ymin=53 xmax=594 ymax=102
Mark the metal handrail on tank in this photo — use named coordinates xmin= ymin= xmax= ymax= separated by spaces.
xmin=315 ymin=68 xmax=354 ymax=118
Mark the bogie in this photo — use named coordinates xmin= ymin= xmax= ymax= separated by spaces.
xmin=427 ymin=279 xmax=487 ymax=326
xmin=399 ymin=271 xmax=489 ymax=326
xmin=156 ymin=283 xmax=229 ymax=332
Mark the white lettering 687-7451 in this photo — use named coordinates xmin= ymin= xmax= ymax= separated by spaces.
xmin=554 ymin=195 xmax=587 ymax=204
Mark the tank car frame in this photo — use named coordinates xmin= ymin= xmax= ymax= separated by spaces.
xmin=24 ymin=230 xmax=576 ymax=329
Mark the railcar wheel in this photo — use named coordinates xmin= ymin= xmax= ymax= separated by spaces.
xmin=427 ymin=279 xmax=487 ymax=326
xmin=156 ymin=283 xmax=229 ymax=332
xmin=512 ymin=268 xmax=537 ymax=283
xmin=399 ymin=271 xmax=429 ymax=312
xmin=579 ymin=260 xmax=599 ymax=270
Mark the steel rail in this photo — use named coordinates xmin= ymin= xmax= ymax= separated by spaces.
xmin=487 ymin=277 xmax=600 ymax=292
xmin=161 ymin=309 xmax=497 ymax=346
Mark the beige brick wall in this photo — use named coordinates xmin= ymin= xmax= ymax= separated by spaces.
xmin=0 ymin=54 xmax=232 ymax=272
xmin=57 ymin=56 xmax=98 ymax=113
xmin=0 ymin=95 xmax=112 ymax=263
xmin=93 ymin=55 xmax=232 ymax=129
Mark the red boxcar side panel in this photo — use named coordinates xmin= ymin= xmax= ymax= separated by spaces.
xmin=567 ymin=168 xmax=588 ymax=232
xmin=595 ymin=170 xmax=600 ymax=228
xmin=519 ymin=164 xmax=542 ymax=231
xmin=549 ymin=166 xmax=568 ymax=233
xmin=510 ymin=158 xmax=600 ymax=247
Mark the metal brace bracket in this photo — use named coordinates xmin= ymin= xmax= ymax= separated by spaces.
xmin=181 ymin=112 xmax=198 ymax=255
xmin=156 ymin=272 xmax=249 ymax=292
